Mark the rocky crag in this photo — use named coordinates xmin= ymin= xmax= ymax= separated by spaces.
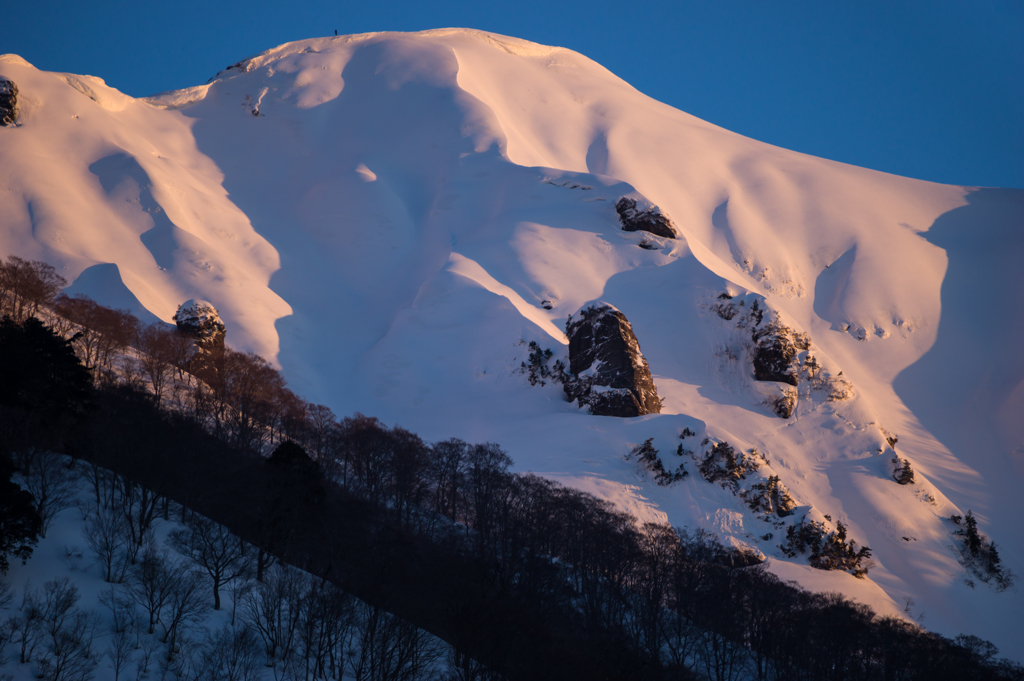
xmin=0 ymin=78 xmax=18 ymax=126
xmin=562 ymin=303 xmax=661 ymax=417
xmin=615 ymin=197 xmax=677 ymax=239
xmin=713 ymin=294 xmax=852 ymax=418
xmin=173 ymin=299 xmax=226 ymax=382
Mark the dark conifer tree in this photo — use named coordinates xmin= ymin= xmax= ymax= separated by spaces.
xmin=987 ymin=542 xmax=1002 ymax=575
xmin=964 ymin=510 xmax=982 ymax=556
xmin=0 ymin=450 xmax=42 ymax=573
xmin=0 ymin=316 xmax=92 ymax=432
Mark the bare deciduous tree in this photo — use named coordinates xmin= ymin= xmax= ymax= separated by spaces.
xmin=114 ymin=475 xmax=160 ymax=563
xmin=83 ymin=503 xmax=131 ymax=583
xmin=81 ymin=463 xmax=114 ymax=512
xmin=135 ymin=324 xmax=178 ymax=406
xmin=429 ymin=438 xmax=468 ymax=523
xmin=0 ymin=256 xmax=67 ymax=322
xmin=243 ymin=564 xmax=304 ymax=670
xmin=296 ymin=577 xmax=354 ymax=681
xmin=169 ymin=515 xmax=251 ymax=611
xmin=464 ymin=443 xmax=512 ymax=553
xmin=160 ymin=570 xmax=209 ymax=660
xmin=53 ymin=295 xmax=139 ymax=375
xmin=227 ymin=574 xmax=254 ymax=627
xmin=99 ymin=588 xmax=139 ymax=681
xmin=124 ymin=548 xmax=177 ymax=635
xmin=218 ymin=350 xmax=286 ymax=455
xmin=34 ymin=578 xmax=99 ymax=681
xmin=132 ymin=636 xmax=158 ymax=681
xmin=11 ymin=583 xmax=45 ymax=664
xmin=198 ymin=625 xmax=262 ymax=681
xmin=106 ymin=626 xmax=136 ymax=681
xmin=20 ymin=451 xmax=78 ymax=538
xmin=347 ymin=601 xmax=437 ymax=681
xmin=306 ymin=404 xmax=337 ymax=474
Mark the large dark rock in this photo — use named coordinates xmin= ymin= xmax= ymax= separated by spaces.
xmin=563 ymin=303 xmax=661 ymax=417
xmin=751 ymin=318 xmax=808 ymax=387
xmin=0 ymin=78 xmax=18 ymax=126
xmin=173 ymin=299 xmax=226 ymax=382
xmin=615 ymin=197 xmax=676 ymax=239
xmin=173 ymin=299 xmax=225 ymax=342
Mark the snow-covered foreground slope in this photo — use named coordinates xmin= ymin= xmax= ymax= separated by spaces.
xmin=1 ymin=460 xmax=450 ymax=681
xmin=2 ymin=29 xmax=1023 ymax=655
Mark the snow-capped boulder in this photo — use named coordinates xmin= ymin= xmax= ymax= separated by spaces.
xmin=562 ymin=303 xmax=661 ymax=417
xmin=173 ymin=300 xmax=226 ymax=380
xmin=173 ymin=299 xmax=225 ymax=341
xmin=0 ymin=78 xmax=18 ymax=126
xmin=615 ymin=197 xmax=676 ymax=239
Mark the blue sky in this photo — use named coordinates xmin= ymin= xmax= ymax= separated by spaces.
xmin=7 ymin=0 xmax=1023 ymax=188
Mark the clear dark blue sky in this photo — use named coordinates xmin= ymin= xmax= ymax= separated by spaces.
xmin=7 ymin=0 xmax=1023 ymax=188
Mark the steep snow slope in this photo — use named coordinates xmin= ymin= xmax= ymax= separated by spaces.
xmin=2 ymin=30 xmax=1023 ymax=655
xmin=0 ymin=53 xmax=290 ymax=358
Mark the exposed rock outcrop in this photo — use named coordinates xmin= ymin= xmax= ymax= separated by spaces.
xmin=0 ymin=78 xmax=18 ymax=126
xmin=615 ymin=197 xmax=676 ymax=238
xmin=713 ymin=295 xmax=851 ymax=418
xmin=752 ymin=318 xmax=808 ymax=386
xmin=562 ymin=303 xmax=661 ymax=417
xmin=174 ymin=299 xmax=225 ymax=341
xmin=769 ymin=386 xmax=797 ymax=419
xmin=173 ymin=299 xmax=226 ymax=381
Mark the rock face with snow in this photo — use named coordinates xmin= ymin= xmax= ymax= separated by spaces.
xmin=714 ymin=296 xmax=844 ymax=418
xmin=752 ymin=319 xmax=808 ymax=387
xmin=615 ymin=197 xmax=676 ymax=238
xmin=0 ymin=78 xmax=17 ymax=126
xmin=750 ymin=319 xmax=808 ymax=419
xmin=563 ymin=303 xmax=661 ymax=417
xmin=173 ymin=299 xmax=225 ymax=379
xmin=173 ymin=299 xmax=225 ymax=342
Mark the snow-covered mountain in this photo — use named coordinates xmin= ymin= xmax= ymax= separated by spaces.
xmin=2 ymin=29 xmax=1022 ymax=655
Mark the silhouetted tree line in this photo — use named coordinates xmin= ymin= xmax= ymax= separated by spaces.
xmin=0 ymin=256 xmax=67 ymax=323
xmin=1 ymin=265 xmax=1023 ymax=680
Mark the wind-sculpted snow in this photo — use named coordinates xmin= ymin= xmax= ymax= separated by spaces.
xmin=1 ymin=30 xmax=1023 ymax=656
xmin=0 ymin=53 xmax=290 ymax=362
